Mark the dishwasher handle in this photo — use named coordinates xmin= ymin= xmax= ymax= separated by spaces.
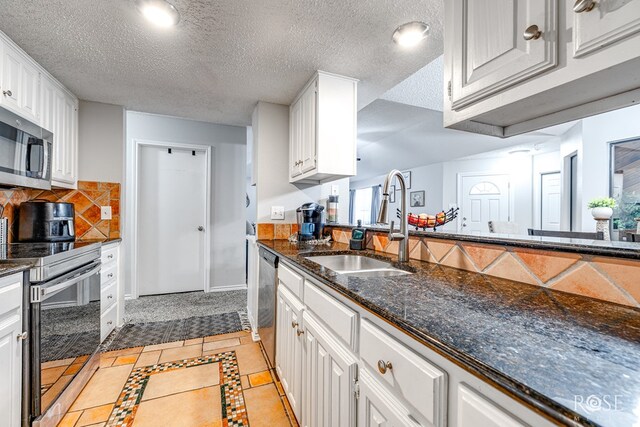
xmin=31 ymin=261 xmax=101 ymax=303
xmin=259 ymin=248 xmax=279 ymax=268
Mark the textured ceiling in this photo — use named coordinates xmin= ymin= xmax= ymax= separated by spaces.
xmin=381 ymin=54 xmax=444 ymax=111
xmin=355 ymin=100 xmax=572 ymax=181
xmin=0 ymin=0 xmax=444 ymax=126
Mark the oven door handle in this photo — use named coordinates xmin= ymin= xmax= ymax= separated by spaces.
xmin=31 ymin=261 xmax=101 ymax=303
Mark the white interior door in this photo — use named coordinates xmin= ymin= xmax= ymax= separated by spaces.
xmin=460 ymin=174 xmax=510 ymax=234
xmin=541 ymin=172 xmax=561 ymax=231
xmin=138 ymin=144 xmax=207 ymax=296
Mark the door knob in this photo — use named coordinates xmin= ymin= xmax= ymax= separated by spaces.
xmin=377 ymin=360 xmax=393 ymax=374
xmin=574 ymin=0 xmax=596 ymax=13
xmin=198 ymin=226 xmax=205 ymax=232
xmin=523 ymin=25 xmax=542 ymax=41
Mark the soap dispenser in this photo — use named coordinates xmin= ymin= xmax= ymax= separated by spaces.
xmin=350 ymin=220 xmax=367 ymax=250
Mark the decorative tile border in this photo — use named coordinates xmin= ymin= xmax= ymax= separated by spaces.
xmin=327 ymin=226 xmax=640 ymax=308
xmin=0 ymin=181 xmax=120 ymax=242
xmin=106 ymin=351 xmax=248 ymax=427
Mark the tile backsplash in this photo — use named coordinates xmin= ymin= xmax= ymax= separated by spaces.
xmin=327 ymin=226 xmax=640 ymax=309
xmin=0 ymin=181 xmax=120 ymax=242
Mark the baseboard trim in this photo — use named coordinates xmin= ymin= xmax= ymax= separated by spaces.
xmin=206 ymin=284 xmax=248 ymax=292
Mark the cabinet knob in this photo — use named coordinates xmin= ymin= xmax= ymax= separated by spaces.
xmin=17 ymin=331 xmax=28 ymax=341
xmin=291 ymin=321 xmax=299 ymax=329
xmin=108 ymin=273 xmax=114 ymax=278
xmin=377 ymin=359 xmax=393 ymax=374
xmin=523 ymin=25 xmax=542 ymax=41
xmin=107 ymin=321 xmax=113 ymax=325
xmin=107 ymin=294 xmax=113 ymax=299
xmin=198 ymin=226 xmax=205 ymax=232
xmin=108 ymin=254 xmax=114 ymax=259
xmin=574 ymin=0 xmax=596 ymax=13
xmin=296 ymin=329 xmax=304 ymax=336
xmin=3 ymin=89 xmax=12 ymax=97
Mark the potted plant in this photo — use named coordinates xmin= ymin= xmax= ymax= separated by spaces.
xmin=588 ymin=197 xmax=617 ymax=220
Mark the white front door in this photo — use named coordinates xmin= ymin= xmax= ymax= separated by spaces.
xmin=460 ymin=174 xmax=510 ymax=234
xmin=541 ymin=172 xmax=561 ymax=231
xmin=137 ymin=144 xmax=207 ymax=296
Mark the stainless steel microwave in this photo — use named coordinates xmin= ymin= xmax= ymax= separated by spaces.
xmin=0 ymin=106 xmax=53 ymax=190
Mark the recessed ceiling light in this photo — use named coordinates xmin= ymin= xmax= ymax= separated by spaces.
xmin=392 ymin=21 xmax=430 ymax=48
xmin=136 ymin=0 xmax=180 ymax=28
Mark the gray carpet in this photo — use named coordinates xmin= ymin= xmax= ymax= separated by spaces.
xmin=125 ymin=290 xmax=247 ymax=323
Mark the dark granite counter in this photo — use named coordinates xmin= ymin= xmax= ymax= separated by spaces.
xmin=0 ymin=260 xmax=33 ymax=278
xmin=326 ymin=223 xmax=640 ymax=260
xmin=259 ymin=240 xmax=640 ymax=427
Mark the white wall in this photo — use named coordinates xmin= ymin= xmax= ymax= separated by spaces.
xmin=253 ymin=102 xmax=349 ymax=225
xmin=124 ymin=111 xmax=247 ymax=296
xmin=78 ymin=100 xmax=125 ymax=183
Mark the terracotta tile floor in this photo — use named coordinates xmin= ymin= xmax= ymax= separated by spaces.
xmin=57 ymin=331 xmax=298 ymax=427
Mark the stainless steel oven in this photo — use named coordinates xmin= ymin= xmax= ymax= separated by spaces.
xmin=0 ymin=106 xmax=52 ymax=190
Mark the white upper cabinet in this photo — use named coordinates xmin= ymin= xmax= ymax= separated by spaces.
xmin=289 ymin=71 xmax=357 ymax=184
xmin=444 ymin=0 xmax=640 ymax=137
xmin=573 ymin=0 xmax=640 ymax=57
xmin=451 ymin=0 xmax=557 ymax=110
xmin=0 ymin=40 xmax=40 ymax=124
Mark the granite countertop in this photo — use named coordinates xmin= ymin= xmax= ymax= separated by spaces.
xmin=78 ymin=237 xmax=122 ymax=245
xmin=326 ymin=223 xmax=640 ymax=260
xmin=0 ymin=260 xmax=34 ymax=278
xmin=259 ymin=240 xmax=640 ymax=427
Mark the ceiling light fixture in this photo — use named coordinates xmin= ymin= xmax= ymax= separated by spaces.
xmin=392 ymin=21 xmax=430 ymax=48
xmin=136 ymin=0 xmax=180 ymax=28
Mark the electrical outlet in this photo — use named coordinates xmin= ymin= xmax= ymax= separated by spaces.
xmin=331 ymin=185 xmax=339 ymax=196
xmin=271 ymin=206 xmax=285 ymax=220
xmin=101 ymin=206 xmax=112 ymax=220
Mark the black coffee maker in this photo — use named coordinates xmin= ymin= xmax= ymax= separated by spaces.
xmin=296 ymin=203 xmax=325 ymax=241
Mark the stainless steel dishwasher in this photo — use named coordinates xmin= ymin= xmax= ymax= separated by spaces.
xmin=258 ymin=248 xmax=278 ymax=367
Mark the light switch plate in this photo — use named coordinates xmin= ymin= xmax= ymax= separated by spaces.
xmin=271 ymin=206 xmax=285 ymax=220
xmin=101 ymin=206 xmax=112 ymax=220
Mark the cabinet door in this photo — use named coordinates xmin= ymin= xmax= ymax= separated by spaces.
xmin=52 ymin=91 xmax=78 ymax=187
xmin=573 ymin=0 xmax=640 ymax=57
xmin=289 ymin=99 xmax=302 ymax=179
xmin=302 ymin=311 xmax=357 ymax=427
xmin=275 ymin=286 xmax=304 ymax=421
xmin=19 ymin=58 xmax=39 ymax=122
xmin=300 ymin=83 xmax=317 ymax=174
xmin=457 ymin=384 xmax=526 ymax=427
xmin=1 ymin=43 xmax=21 ymax=111
xmin=450 ymin=0 xmax=557 ymax=110
xmin=0 ymin=276 xmax=23 ymax=427
xmin=40 ymin=77 xmax=57 ymax=134
xmin=358 ymin=370 xmax=420 ymax=427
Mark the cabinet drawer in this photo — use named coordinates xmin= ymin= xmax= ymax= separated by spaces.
xmin=360 ymin=319 xmax=446 ymax=427
xmin=101 ymin=262 xmax=117 ymax=285
xmin=100 ymin=303 xmax=117 ymax=342
xmin=279 ymin=262 xmax=303 ymax=299
xmin=457 ymin=384 xmax=526 ymax=427
xmin=100 ymin=280 xmax=117 ymax=313
xmin=101 ymin=244 xmax=118 ymax=265
xmin=303 ymin=279 xmax=357 ymax=349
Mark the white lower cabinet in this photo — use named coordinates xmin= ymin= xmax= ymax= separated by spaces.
xmin=0 ymin=273 xmax=24 ymax=427
xmin=273 ymin=260 xmax=556 ymax=427
xmin=301 ymin=310 xmax=358 ymax=427
xmin=100 ymin=242 xmax=120 ymax=341
xmin=275 ymin=285 xmax=304 ymax=420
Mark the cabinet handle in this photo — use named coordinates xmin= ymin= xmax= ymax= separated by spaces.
xmin=291 ymin=321 xmax=299 ymax=329
xmin=574 ymin=0 xmax=596 ymax=13
xmin=107 ymin=273 xmax=114 ymax=278
xmin=523 ymin=25 xmax=542 ymax=41
xmin=377 ymin=360 xmax=393 ymax=374
xmin=107 ymin=294 xmax=113 ymax=299
xmin=107 ymin=321 xmax=113 ymax=325
xmin=17 ymin=332 xmax=28 ymax=341
xmin=3 ymin=89 xmax=12 ymax=97
xmin=108 ymin=254 xmax=114 ymax=259
xmin=296 ymin=329 xmax=304 ymax=336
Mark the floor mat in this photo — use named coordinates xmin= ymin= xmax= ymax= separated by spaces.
xmin=105 ymin=312 xmax=243 ymax=351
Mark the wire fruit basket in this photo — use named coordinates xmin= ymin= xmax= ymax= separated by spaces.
xmin=407 ymin=207 xmax=459 ymax=231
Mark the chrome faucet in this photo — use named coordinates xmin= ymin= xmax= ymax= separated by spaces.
xmin=376 ymin=169 xmax=409 ymax=262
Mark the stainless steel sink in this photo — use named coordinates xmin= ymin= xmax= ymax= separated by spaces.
xmin=306 ymin=255 xmax=412 ymax=277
